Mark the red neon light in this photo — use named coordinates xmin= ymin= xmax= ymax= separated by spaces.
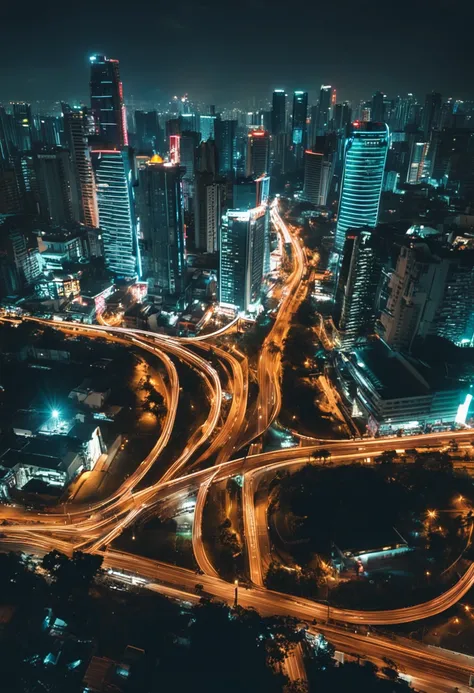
xmin=170 ymin=135 xmax=181 ymax=164
xmin=118 ymin=82 xmax=128 ymax=146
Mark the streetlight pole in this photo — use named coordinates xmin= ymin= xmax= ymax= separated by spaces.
xmin=234 ymin=579 xmax=239 ymax=608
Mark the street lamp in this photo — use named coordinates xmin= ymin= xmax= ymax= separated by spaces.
xmin=51 ymin=409 xmax=60 ymax=420
xmin=234 ymin=579 xmax=239 ymax=608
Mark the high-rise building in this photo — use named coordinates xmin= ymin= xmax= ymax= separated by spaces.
xmin=271 ymin=90 xmax=286 ymax=135
xmin=315 ymin=86 xmax=332 ymax=136
xmin=135 ymin=110 xmax=163 ymax=154
xmin=334 ymin=121 xmax=389 ymax=253
xmin=0 ymin=167 xmax=21 ymax=214
xmin=136 ymin=160 xmax=185 ymax=295
xmin=91 ymin=148 xmax=138 ymax=278
xmin=291 ymin=91 xmax=308 ymax=158
xmin=302 ymin=150 xmax=333 ymax=206
xmin=406 ymin=139 xmax=429 ymax=184
xmin=337 ymin=228 xmax=383 ymax=346
xmin=62 ymin=106 xmax=99 ymax=227
xmin=11 ymin=102 xmax=33 ymax=152
xmin=371 ymin=91 xmax=386 ymax=122
xmin=332 ymin=102 xmax=352 ymax=131
xmin=90 ymin=54 xmax=128 ymax=148
xmin=246 ymin=130 xmax=270 ymax=177
xmin=219 ymin=205 xmax=267 ymax=312
xmin=199 ymin=115 xmax=216 ymax=142
xmin=422 ymin=91 xmax=442 ymax=139
xmin=0 ymin=215 xmax=42 ymax=298
xmin=215 ymin=119 xmax=237 ymax=176
xmin=35 ymin=150 xmax=79 ymax=225
xmin=194 ymin=172 xmax=225 ymax=252
xmin=0 ymin=107 xmax=16 ymax=161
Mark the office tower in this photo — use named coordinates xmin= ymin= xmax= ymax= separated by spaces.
xmin=332 ymin=102 xmax=352 ymax=131
xmin=179 ymin=130 xmax=199 ymax=210
xmin=91 ymin=148 xmax=138 ymax=278
xmin=0 ymin=215 xmax=42 ymax=298
xmin=197 ymin=139 xmax=218 ymax=175
xmin=11 ymin=102 xmax=33 ymax=151
xmin=393 ymin=94 xmax=415 ymax=131
xmin=135 ymin=110 xmax=163 ymax=154
xmin=0 ymin=167 xmax=21 ymax=214
xmin=337 ymin=228 xmax=382 ymax=346
xmin=215 ymin=119 xmax=237 ymax=175
xmin=434 ymin=257 xmax=474 ymax=346
xmin=136 ymin=161 xmax=185 ymax=295
xmin=271 ymin=90 xmax=286 ymax=135
xmin=334 ymin=121 xmax=389 ymax=253
xmin=90 ymin=54 xmax=127 ymax=148
xmin=35 ymin=116 xmax=62 ymax=148
xmin=315 ymin=86 xmax=332 ymax=136
xmin=180 ymin=113 xmax=199 ymax=134
xmin=62 ymin=106 xmax=99 ymax=227
xmin=422 ymin=91 xmax=442 ymax=139
xmin=302 ymin=150 xmax=333 ymax=206
xmin=371 ymin=91 xmax=385 ymax=122
xmin=194 ymin=172 xmax=225 ymax=252
xmin=35 ymin=150 xmax=79 ymax=225
xmin=292 ymin=91 xmax=308 ymax=161
xmin=406 ymin=139 xmax=429 ymax=183
xmin=246 ymin=130 xmax=270 ymax=177
xmin=0 ymin=107 xmax=16 ymax=161
xmin=219 ymin=206 xmax=267 ymax=312
xmin=199 ymin=115 xmax=216 ymax=142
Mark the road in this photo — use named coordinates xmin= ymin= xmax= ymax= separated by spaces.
xmin=3 ymin=199 xmax=474 ymax=688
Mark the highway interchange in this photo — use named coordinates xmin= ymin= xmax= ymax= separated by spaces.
xmin=2 ymin=201 xmax=474 ymax=690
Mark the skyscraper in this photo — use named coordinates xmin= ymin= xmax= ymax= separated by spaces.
xmin=91 ymin=148 xmax=138 ymax=278
xmin=292 ymin=91 xmax=308 ymax=156
xmin=35 ymin=150 xmax=79 ymax=225
xmin=371 ymin=91 xmax=385 ymax=122
xmin=332 ymin=102 xmax=352 ymax=131
xmin=219 ymin=206 xmax=267 ymax=312
xmin=90 ymin=54 xmax=128 ymax=148
xmin=199 ymin=115 xmax=216 ymax=142
xmin=406 ymin=139 xmax=429 ymax=183
xmin=136 ymin=160 xmax=185 ymax=296
xmin=11 ymin=102 xmax=33 ymax=152
xmin=303 ymin=151 xmax=326 ymax=205
xmin=194 ymin=171 xmax=225 ymax=252
xmin=315 ymin=86 xmax=332 ymax=136
xmin=336 ymin=228 xmax=383 ymax=346
xmin=271 ymin=90 xmax=286 ymax=135
xmin=246 ymin=130 xmax=270 ymax=177
xmin=334 ymin=121 xmax=389 ymax=253
xmin=62 ymin=105 xmax=99 ymax=227
xmin=422 ymin=91 xmax=442 ymax=139
xmin=215 ymin=119 xmax=237 ymax=175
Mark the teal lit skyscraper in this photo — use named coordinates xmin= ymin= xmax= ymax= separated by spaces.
xmin=91 ymin=148 xmax=139 ymax=278
xmin=335 ymin=121 xmax=389 ymax=253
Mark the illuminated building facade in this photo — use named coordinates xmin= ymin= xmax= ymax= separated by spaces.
xmin=11 ymin=102 xmax=33 ymax=151
xmin=246 ymin=130 xmax=269 ymax=178
xmin=91 ymin=149 xmax=138 ymax=279
xmin=334 ymin=121 xmax=389 ymax=253
xmin=215 ymin=119 xmax=237 ymax=175
xmin=136 ymin=161 xmax=185 ymax=296
xmin=303 ymin=150 xmax=330 ymax=205
xmin=406 ymin=139 xmax=429 ymax=184
xmin=89 ymin=54 xmax=128 ymax=148
xmin=219 ymin=205 xmax=267 ymax=312
xmin=62 ymin=106 xmax=99 ymax=228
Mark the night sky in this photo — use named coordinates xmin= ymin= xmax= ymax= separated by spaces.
xmin=1 ymin=0 xmax=473 ymax=107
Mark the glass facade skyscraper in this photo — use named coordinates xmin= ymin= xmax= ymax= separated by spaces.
xmin=136 ymin=161 xmax=185 ymax=296
xmin=90 ymin=54 xmax=128 ymax=148
xmin=219 ymin=206 xmax=266 ymax=312
xmin=334 ymin=121 xmax=389 ymax=253
xmin=91 ymin=148 xmax=139 ymax=279
xmin=271 ymin=90 xmax=286 ymax=135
